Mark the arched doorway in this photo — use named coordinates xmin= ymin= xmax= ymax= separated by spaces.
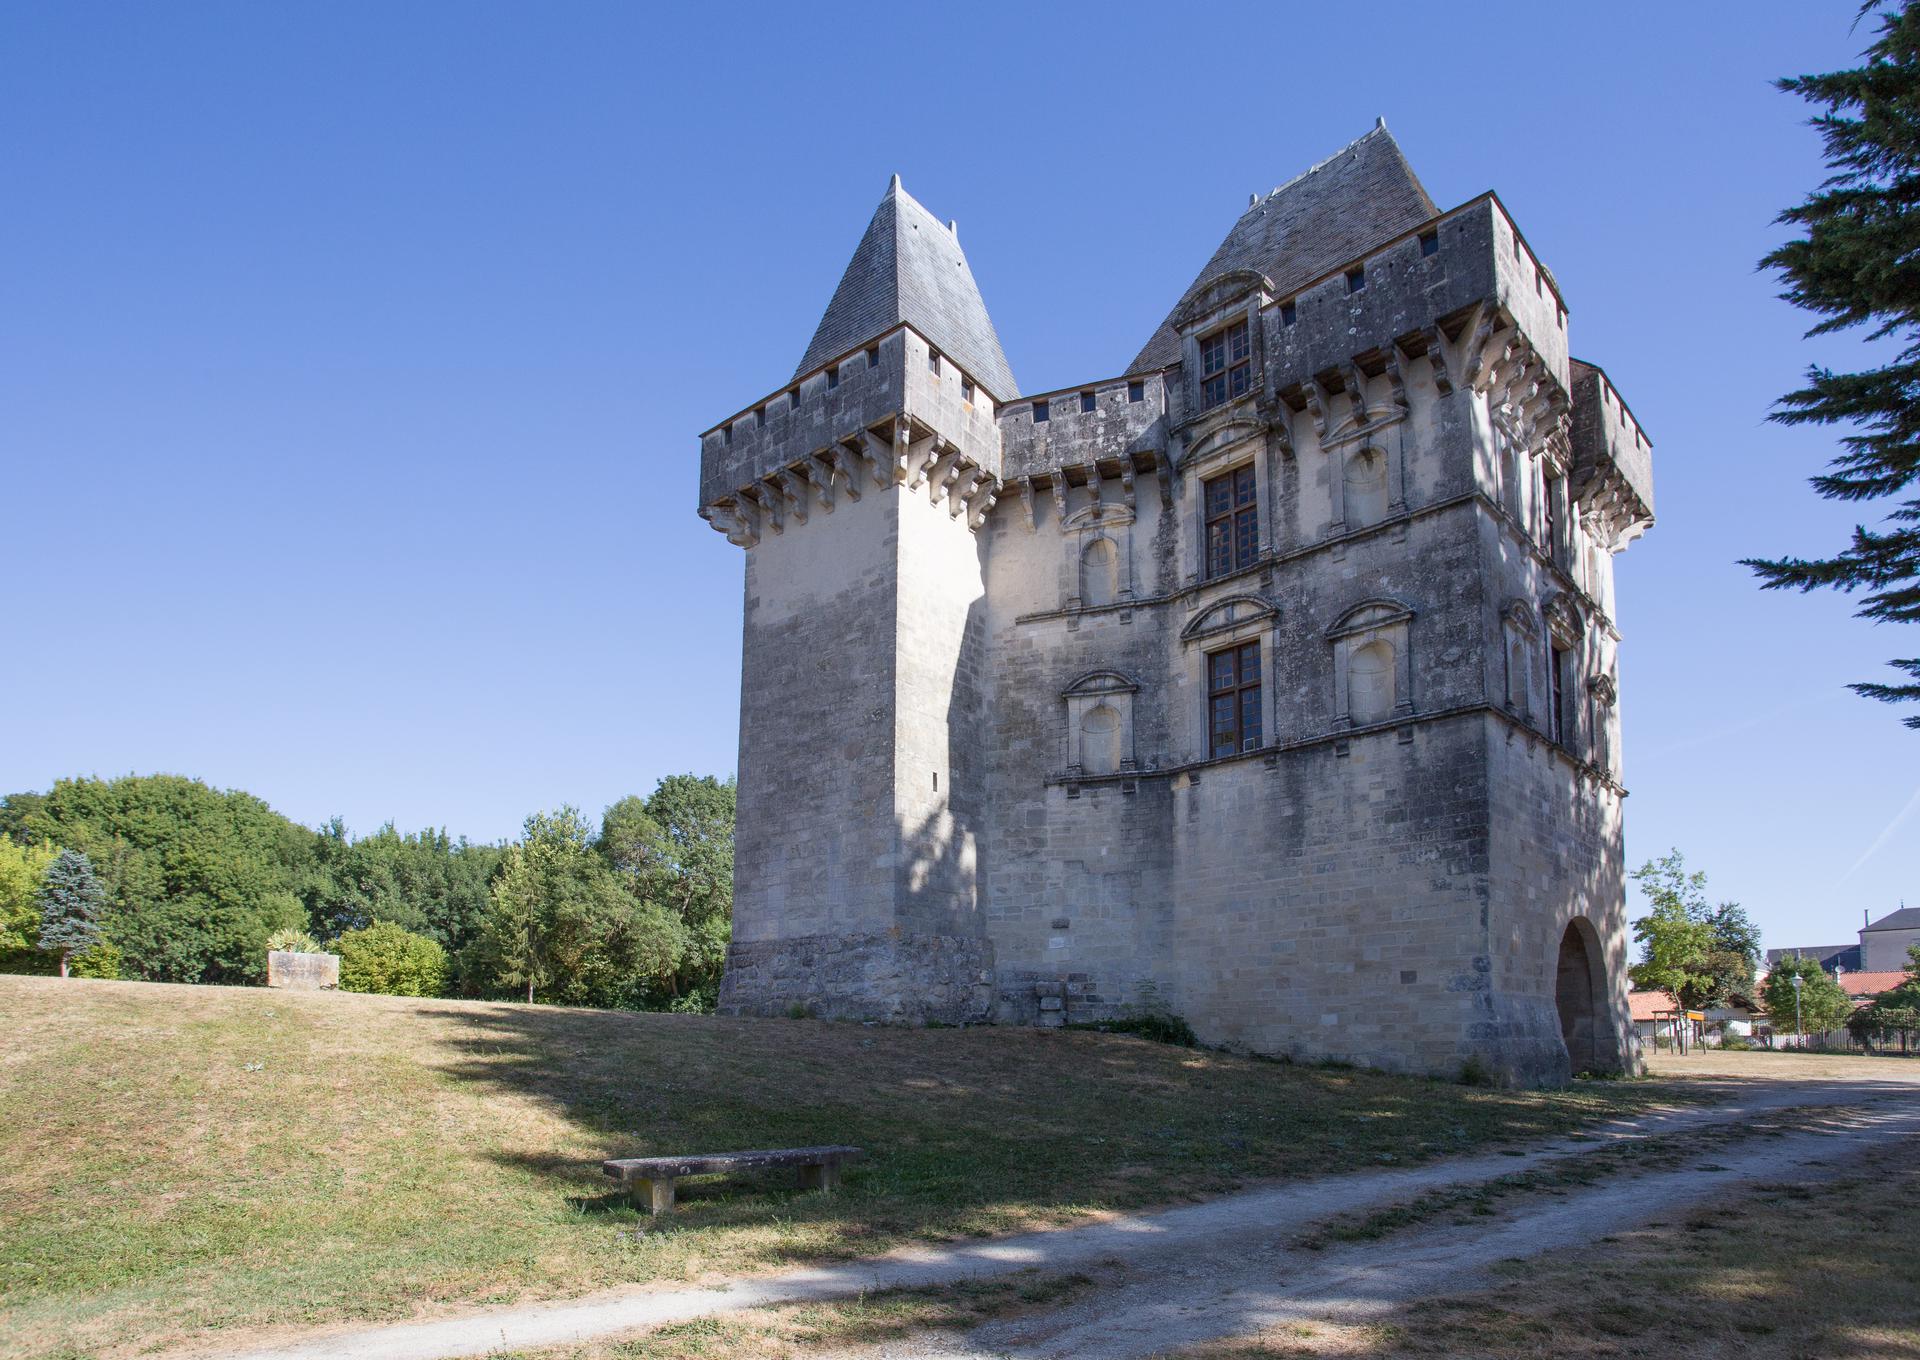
xmin=1555 ymin=918 xmax=1609 ymax=1075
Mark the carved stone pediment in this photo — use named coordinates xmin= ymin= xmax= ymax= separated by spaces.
xmin=1170 ymin=270 xmax=1273 ymax=331
xmin=1327 ymin=597 xmax=1414 ymax=641
xmin=1181 ymin=594 xmax=1278 ymax=643
xmin=1062 ymin=669 xmax=1140 ymax=698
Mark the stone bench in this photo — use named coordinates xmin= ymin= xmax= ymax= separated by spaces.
xmin=601 ymin=1145 xmax=866 ymax=1215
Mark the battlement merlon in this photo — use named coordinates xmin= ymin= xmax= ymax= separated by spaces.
xmin=698 ymin=326 xmax=1006 ymax=547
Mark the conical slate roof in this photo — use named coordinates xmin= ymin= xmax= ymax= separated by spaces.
xmin=1129 ymin=123 xmax=1438 ymax=373
xmin=795 ymin=177 xmax=1019 ymax=400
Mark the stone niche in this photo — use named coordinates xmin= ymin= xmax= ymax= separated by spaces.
xmin=267 ymin=950 xmax=340 ymax=990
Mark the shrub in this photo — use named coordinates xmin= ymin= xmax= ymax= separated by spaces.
xmin=266 ymin=928 xmax=323 ymax=954
xmin=1067 ymin=1010 xmax=1198 ymax=1048
xmin=334 ymin=922 xmax=447 ymax=997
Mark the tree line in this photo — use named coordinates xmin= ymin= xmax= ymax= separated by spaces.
xmin=0 ymin=773 xmax=734 ymax=1009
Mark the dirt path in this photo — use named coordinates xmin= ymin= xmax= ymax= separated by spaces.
xmin=203 ymin=1075 xmax=1920 ymax=1360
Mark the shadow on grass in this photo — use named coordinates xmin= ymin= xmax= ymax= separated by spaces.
xmin=419 ymin=999 xmax=1743 ymax=1265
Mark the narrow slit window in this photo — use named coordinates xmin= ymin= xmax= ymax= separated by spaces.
xmin=1346 ymin=266 xmax=1366 ymax=293
xmin=962 ymin=376 xmax=975 ymax=404
xmin=1419 ymin=230 xmax=1438 ymax=257
xmin=929 ymin=348 xmax=941 ymax=374
xmin=827 ymin=366 xmax=840 ymax=390
xmin=866 ymin=345 xmax=880 ymax=368
xmin=1281 ymin=300 xmax=1297 ymax=326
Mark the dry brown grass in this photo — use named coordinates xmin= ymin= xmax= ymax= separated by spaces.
xmin=1172 ymin=1142 xmax=1920 ymax=1359
xmin=1645 ymin=1046 xmax=1920 ymax=1083
xmin=0 ymin=975 xmax=1706 ymax=1360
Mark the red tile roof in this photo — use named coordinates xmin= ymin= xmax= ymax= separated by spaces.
xmin=1838 ymin=971 xmax=1909 ymax=999
xmin=1628 ymin=990 xmax=1679 ymax=1021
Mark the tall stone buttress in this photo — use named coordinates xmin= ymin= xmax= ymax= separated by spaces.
xmin=696 ymin=128 xmax=1660 ymax=1083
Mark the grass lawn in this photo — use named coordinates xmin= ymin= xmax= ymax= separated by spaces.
xmin=1178 ymin=1139 xmax=1920 ymax=1358
xmin=0 ymin=976 xmax=1703 ymax=1360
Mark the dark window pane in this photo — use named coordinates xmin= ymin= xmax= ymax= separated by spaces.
xmin=1238 ymin=642 xmax=1260 ymax=682
xmin=1240 ymin=690 xmax=1262 ymax=749
xmin=1210 ymin=652 xmax=1236 ymax=691
xmin=1202 ymin=374 xmax=1226 ymax=408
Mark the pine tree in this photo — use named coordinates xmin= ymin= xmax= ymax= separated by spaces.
xmin=37 ymin=849 xmax=107 ymax=978
xmin=1746 ymin=1 xmax=1920 ymax=727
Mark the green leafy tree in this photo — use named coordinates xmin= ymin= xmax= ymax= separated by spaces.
xmin=468 ymin=807 xmax=684 ymax=1006
xmin=335 ymin=921 xmax=447 ymax=997
xmin=308 ymin=818 xmax=501 ymax=962
xmin=1763 ymin=955 xmax=1856 ymax=1044
xmin=1746 ymin=1 xmax=1920 ymax=727
xmin=37 ymin=850 xmax=107 ymax=977
xmin=0 ymin=839 xmax=60 ymax=968
xmin=1627 ymin=851 xmax=1758 ymax=1011
xmin=0 ymin=775 xmax=314 ymax=984
xmin=599 ymin=775 xmax=734 ymax=1006
xmin=1849 ymin=941 xmax=1920 ymax=1048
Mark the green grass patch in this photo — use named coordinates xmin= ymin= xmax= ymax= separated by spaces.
xmin=0 ymin=976 xmax=1708 ymax=1359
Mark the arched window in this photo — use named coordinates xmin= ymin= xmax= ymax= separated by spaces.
xmin=1344 ymin=449 xmax=1389 ymax=528
xmin=1349 ymin=640 xmax=1394 ymax=724
xmin=1080 ymin=702 xmax=1122 ymax=774
xmin=1080 ymin=537 xmax=1119 ymax=607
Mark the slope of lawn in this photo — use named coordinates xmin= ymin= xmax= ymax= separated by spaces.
xmin=0 ymin=975 xmax=1702 ymax=1359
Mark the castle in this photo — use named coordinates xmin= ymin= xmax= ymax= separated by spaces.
xmin=696 ymin=124 xmax=1655 ymax=1084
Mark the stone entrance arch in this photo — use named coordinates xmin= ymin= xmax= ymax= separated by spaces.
xmin=1554 ymin=917 xmax=1614 ymax=1075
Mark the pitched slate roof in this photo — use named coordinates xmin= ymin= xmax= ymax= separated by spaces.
xmin=794 ymin=176 xmax=1019 ymax=401
xmin=1765 ymin=944 xmax=1862 ymax=972
xmin=1864 ymin=906 xmax=1920 ymax=932
xmin=1129 ymin=122 xmax=1439 ymax=373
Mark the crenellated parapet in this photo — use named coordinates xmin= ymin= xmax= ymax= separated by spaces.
xmin=698 ymin=325 xmax=1005 ymax=549
xmin=1566 ymin=360 xmax=1655 ymax=549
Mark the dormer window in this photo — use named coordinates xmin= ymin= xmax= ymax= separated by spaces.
xmin=1199 ymin=320 xmax=1252 ymax=410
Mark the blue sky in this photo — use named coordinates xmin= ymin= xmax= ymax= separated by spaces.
xmin=2 ymin=2 xmax=1913 ymax=952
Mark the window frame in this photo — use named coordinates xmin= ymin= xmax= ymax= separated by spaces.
xmin=1203 ymin=464 xmax=1260 ymax=579
xmin=1198 ymin=319 xmax=1253 ymax=410
xmin=1206 ymin=639 xmax=1264 ymax=758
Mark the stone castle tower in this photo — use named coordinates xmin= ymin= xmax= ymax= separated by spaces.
xmin=696 ymin=125 xmax=1655 ymax=1084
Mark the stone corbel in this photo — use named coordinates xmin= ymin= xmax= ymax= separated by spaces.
xmin=1050 ymin=474 xmax=1069 ymax=523
xmin=936 ymin=456 xmax=973 ymax=512
xmin=1084 ymin=462 xmax=1103 ymax=512
xmin=1018 ymin=477 xmax=1037 ymax=530
xmin=751 ymin=484 xmax=782 ymax=535
xmin=773 ymin=469 xmax=807 ymax=525
xmin=1120 ymin=462 xmax=1136 ymax=512
xmin=1383 ymin=348 xmax=1409 ymax=413
xmin=1459 ymin=305 xmax=1499 ymax=390
xmin=858 ymin=430 xmax=893 ymax=489
xmin=833 ymin=442 xmax=863 ymax=502
xmin=967 ymin=478 xmax=1000 ymax=530
xmin=904 ymin=435 xmax=941 ymax=489
xmin=1346 ymin=362 xmax=1372 ymax=423
xmin=1304 ymin=380 xmax=1331 ymax=443
xmin=808 ymin=454 xmax=836 ymax=513
xmin=1423 ymin=324 xmax=1455 ymax=395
